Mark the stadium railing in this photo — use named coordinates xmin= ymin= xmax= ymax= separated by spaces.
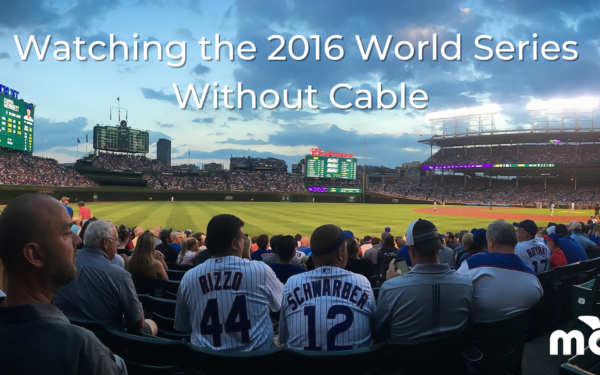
xmin=469 ymin=309 xmax=531 ymax=375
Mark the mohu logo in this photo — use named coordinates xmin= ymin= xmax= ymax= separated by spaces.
xmin=550 ymin=316 xmax=600 ymax=355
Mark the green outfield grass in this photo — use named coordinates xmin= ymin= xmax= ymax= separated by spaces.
xmin=70 ymin=201 xmax=594 ymax=237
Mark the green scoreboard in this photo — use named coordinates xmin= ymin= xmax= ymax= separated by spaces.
xmin=305 ymin=156 xmax=357 ymax=179
xmin=93 ymin=120 xmax=149 ymax=153
xmin=0 ymin=92 xmax=34 ymax=152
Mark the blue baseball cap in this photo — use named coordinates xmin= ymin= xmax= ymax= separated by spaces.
xmin=472 ymin=229 xmax=487 ymax=245
xmin=311 ymin=225 xmax=351 ymax=255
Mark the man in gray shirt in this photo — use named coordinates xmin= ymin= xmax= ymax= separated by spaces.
xmin=53 ymin=220 xmax=157 ymax=335
xmin=0 ymin=194 xmax=125 ymax=374
xmin=373 ymin=219 xmax=472 ymax=343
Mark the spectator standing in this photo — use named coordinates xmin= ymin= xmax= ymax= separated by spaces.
xmin=78 ymin=201 xmax=92 ymax=223
xmin=61 ymin=196 xmax=73 ymax=218
xmin=381 ymin=227 xmax=392 ymax=240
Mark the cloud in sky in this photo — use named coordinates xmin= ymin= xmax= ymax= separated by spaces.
xmin=2 ymin=0 xmax=600 ymax=168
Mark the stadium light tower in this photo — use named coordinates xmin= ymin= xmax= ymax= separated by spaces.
xmin=425 ymin=104 xmax=500 ymax=138
xmin=526 ymin=97 xmax=599 ymax=132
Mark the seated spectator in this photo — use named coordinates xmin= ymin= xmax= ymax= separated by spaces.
xmin=363 ymin=238 xmax=380 ymax=267
xmin=298 ymin=237 xmax=310 ymax=254
xmin=178 ymin=237 xmax=199 ymax=266
xmin=514 ymin=220 xmax=551 ymax=274
xmin=555 ymin=224 xmax=589 ymax=264
xmin=126 ymin=232 xmax=169 ymax=280
xmin=457 ymin=220 xmax=542 ymax=321
xmin=373 ymin=219 xmax=472 ymax=342
xmin=438 ymin=235 xmax=455 ymax=267
xmin=452 ymin=230 xmax=469 ymax=261
xmin=279 ymin=225 xmax=375 ymax=350
xmin=0 ymin=194 xmax=126 ymax=374
xmin=543 ymin=234 xmax=567 ymax=269
xmin=360 ymin=235 xmax=373 ymax=256
xmin=116 ymin=224 xmax=132 ymax=257
xmin=251 ymin=234 xmax=273 ymax=261
xmin=397 ymin=242 xmax=412 ymax=267
xmin=445 ymin=232 xmax=458 ymax=250
xmin=457 ymin=230 xmax=486 ymax=269
xmin=344 ymin=238 xmax=378 ymax=287
xmin=377 ymin=236 xmax=400 ymax=272
xmin=268 ymin=235 xmax=307 ymax=284
xmin=131 ymin=226 xmax=144 ymax=247
xmin=570 ymin=222 xmax=600 ymax=256
xmin=53 ymin=220 xmax=157 ymax=335
xmin=171 ymin=231 xmax=183 ymax=253
xmin=155 ymin=228 xmax=178 ymax=263
xmin=174 ymin=214 xmax=283 ymax=351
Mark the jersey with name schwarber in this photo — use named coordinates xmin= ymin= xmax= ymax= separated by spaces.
xmin=278 ymin=266 xmax=375 ymax=351
xmin=174 ymin=256 xmax=283 ymax=351
xmin=515 ymin=239 xmax=551 ymax=273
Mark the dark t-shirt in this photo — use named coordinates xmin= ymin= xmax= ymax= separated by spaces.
xmin=377 ymin=246 xmax=400 ymax=271
xmin=345 ymin=257 xmax=377 ymax=285
xmin=156 ymin=242 xmax=178 ymax=263
xmin=193 ymin=250 xmax=212 ymax=266
xmin=0 ymin=303 xmax=123 ymax=375
xmin=268 ymin=263 xmax=307 ymax=284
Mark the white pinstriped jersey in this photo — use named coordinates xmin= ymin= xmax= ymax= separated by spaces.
xmin=515 ymin=239 xmax=551 ymax=274
xmin=278 ymin=267 xmax=375 ymax=351
xmin=174 ymin=256 xmax=283 ymax=351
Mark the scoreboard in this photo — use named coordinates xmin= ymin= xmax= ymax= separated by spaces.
xmin=93 ymin=120 xmax=149 ymax=153
xmin=305 ymin=156 xmax=357 ymax=179
xmin=308 ymin=187 xmax=363 ymax=193
xmin=0 ymin=92 xmax=33 ymax=152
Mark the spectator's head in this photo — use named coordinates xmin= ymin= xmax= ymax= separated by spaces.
xmin=172 ymin=231 xmax=182 ymax=244
xmin=487 ymin=220 xmax=518 ymax=254
xmin=469 ymin=229 xmax=487 ymax=253
xmin=445 ymin=232 xmax=454 ymax=242
xmin=117 ymin=224 xmax=130 ymax=242
xmin=278 ymin=235 xmax=297 ymax=262
xmin=395 ymin=237 xmax=406 ymax=248
xmin=129 ymin=231 xmax=158 ymax=276
xmin=160 ymin=228 xmax=173 ymax=244
xmin=83 ymin=220 xmax=118 ymax=260
xmin=384 ymin=235 xmax=395 ymax=247
xmin=405 ymin=219 xmax=444 ymax=264
xmin=184 ymin=230 xmax=193 ymax=238
xmin=295 ymin=234 xmax=302 ymax=242
xmin=571 ymin=222 xmax=583 ymax=234
xmin=191 ymin=232 xmax=204 ymax=245
xmin=364 ymin=235 xmax=372 ymax=242
xmin=151 ymin=226 xmax=162 ymax=238
xmin=310 ymin=224 xmax=350 ymax=268
xmin=61 ymin=196 xmax=70 ymax=204
xmin=0 ymin=194 xmax=81 ymax=300
xmin=371 ymin=237 xmax=381 ymax=247
xmin=205 ymin=214 xmax=245 ymax=257
xmin=300 ymin=237 xmax=310 ymax=247
xmin=251 ymin=236 xmax=258 ymax=244
xmin=134 ymin=227 xmax=144 ymax=238
xmin=270 ymin=234 xmax=283 ymax=254
xmin=346 ymin=238 xmax=360 ymax=257
xmin=180 ymin=237 xmax=199 ymax=259
xmin=256 ymin=234 xmax=269 ymax=250
xmin=543 ymin=233 xmax=560 ymax=252
xmin=555 ymin=224 xmax=569 ymax=238
xmin=384 ymin=226 xmax=391 ymax=233
xmin=458 ymin=230 xmax=469 ymax=244
xmin=548 ymin=222 xmax=557 ymax=229
xmin=513 ymin=219 xmax=537 ymax=241
xmin=78 ymin=201 xmax=85 ymax=207
xmin=462 ymin=233 xmax=474 ymax=249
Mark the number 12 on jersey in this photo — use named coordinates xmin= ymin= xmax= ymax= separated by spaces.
xmin=200 ymin=295 xmax=251 ymax=347
xmin=304 ymin=304 xmax=354 ymax=351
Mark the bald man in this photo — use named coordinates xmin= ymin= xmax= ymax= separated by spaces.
xmin=0 ymin=194 xmax=125 ymax=374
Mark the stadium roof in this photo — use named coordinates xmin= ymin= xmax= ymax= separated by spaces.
xmin=418 ymin=130 xmax=600 ymax=148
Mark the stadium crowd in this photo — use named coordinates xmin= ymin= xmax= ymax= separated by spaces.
xmin=93 ymin=152 xmax=191 ymax=173
xmin=0 ymin=153 xmax=98 ymax=187
xmin=143 ymin=173 xmax=228 ymax=191
xmin=2 ymin=193 xmax=597 ymax=374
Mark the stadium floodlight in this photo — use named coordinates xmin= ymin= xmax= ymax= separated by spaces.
xmin=425 ymin=104 xmax=500 ymax=120
xmin=526 ymin=97 xmax=600 ymax=111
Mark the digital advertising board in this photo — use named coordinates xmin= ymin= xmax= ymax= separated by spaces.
xmin=0 ymin=87 xmax=33 ymax=152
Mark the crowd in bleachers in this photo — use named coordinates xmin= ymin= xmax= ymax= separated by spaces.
xmin=423 ymin=144 xmax=600 ymax=166
xmin=230 ymin=156 xmax=287 ymax=172
xmin=358 ymin=165 xmax=397 ymax=174
xmin=2 ymin=193 xmax=597 ymax=374
xmin=370 ymin=176 xmax=599 ymax=206
xmin=93 ymin=152 xmax=190 ymax=173
xmin=0 ymin=152 xmax=98 ymax=187
xmin=143 ymin=173 xmax=228 ymax=191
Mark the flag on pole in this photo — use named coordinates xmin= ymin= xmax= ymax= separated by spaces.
xmin=117 ymin=96 xmax=120 ymax=101
xmin=77 ymin=138 xmax=81 ymax=144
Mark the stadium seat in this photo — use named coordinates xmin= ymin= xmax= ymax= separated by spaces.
xmin=572 ymin=275 xmax=600 ymax=342
xmin=145 ymin=295 xmax=177 ymax=319
xmin=102 ymin=325 xmax=186 ymax=375
xmin=385 ymin=326 xmax=469 ymax=375
xmin=150 ymin=313 xmax=191 ymax=341
xmin=287 ymin=342 xmax=387 ymax=375
xmin=578 ymin=257 xmax=600 ymax=283
xmin=131 ymin=276 xmax=179 ymax=300
xmin=560 ymin=342 xmax=600 ymax=374
xmin=529 ymin=269 xmax=558 ymax=340
xmin=166 ymin=263 xmax=194 ymax=272
xmin=166 ymin=269 xmax=186 ymax=281
xmin=184 ymin=343 xmax=287 ymax=375
xmin=66 ymin=315 xmax=106 ymax=339
xmin=470 ymin=309 xmax=531 ymax=375
xmin=554 ymin=263 xmax=584 ymax=323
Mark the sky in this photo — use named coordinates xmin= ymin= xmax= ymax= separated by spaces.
xmin=2 ymin=0 xmax=600 ymax=170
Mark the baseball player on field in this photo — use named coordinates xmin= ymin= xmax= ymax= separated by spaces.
xmin=278 ymin=225 xmax=375 ymax=351
xmin=550 ymin=203 xmax=555 ymax=217
xmin=174 ymin=214 xmax=284 ymax=351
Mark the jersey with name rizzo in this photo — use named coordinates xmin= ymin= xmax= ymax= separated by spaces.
xmin=515 ymin=239 xmax=551 ymax=273
xmin=174 ymin=256 xmax=283 ymax=351
xmin=278 ymin=266 xmax=375 ymax=351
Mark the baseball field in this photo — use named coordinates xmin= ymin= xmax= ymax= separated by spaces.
xmin=70 ymin=201 xmax=594 ymax=237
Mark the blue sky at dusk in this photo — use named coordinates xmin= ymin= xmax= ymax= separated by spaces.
xmin=1 ymin=0 xmax=599 ymax=168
